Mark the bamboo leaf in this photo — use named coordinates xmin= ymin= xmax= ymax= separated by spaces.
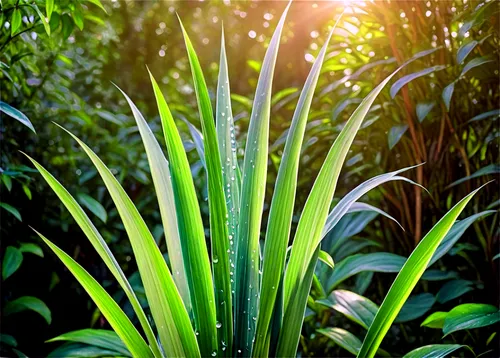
xmin=19 ymin=243 xmax=43 ymax=257
xmin=390 ymin=65 xmax=447 ymax=98
xmin=0 ymin=102 xmax=36 ymax=133
xmin=358 ymin=186 xmax=486 ymax=358
xmin=0 ymin=202 xmax=22 ymax=222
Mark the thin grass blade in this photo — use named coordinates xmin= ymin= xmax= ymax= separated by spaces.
xmin=56 ymin=125 xmax=199 ymax=358
xmin=179 ymin=19 xmax=232 ymax=356
xmin=253 ymin=17 xmax=340 ymax=357
xmin=358 ymin=185 xmax=487 ymax=358
xmin=116 ymin=86 xmax=192 ymax=317
xmin=216 ymin=27 xmax=240 ymax=295
xmin=234 ymin=3 xmax=290 ymax=354
xmin=23 ymin=154 xmax=162 ymax=358
xmin=33 ymin=230 xmax=153 ymax=358
xmin=149 ymin=71 xmax=215 ymax=357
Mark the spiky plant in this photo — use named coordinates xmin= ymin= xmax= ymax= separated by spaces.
xmin=25 ymin=4 xmax=484 ymax=358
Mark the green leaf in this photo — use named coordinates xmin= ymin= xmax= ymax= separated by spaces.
xmin=33 ymin=230 xmax=153 ymax=357
xmin=442 ymin=82 xmax=455 ymax=112
xmin=0 ymin=202 xmax=21 ymax=221
xmin=390 ymin=65 xmax=447 ymax=98
xmin=46 ymin=0 xmax=54 ymax=20
xmin=2 ymin=246 xmax=23 ymax=280
xmin=181 ymin=117 xmax=205 ymax=169
xmin=416 ymin=102 xmax=435 ymax=123
xmin=0 ymin=334 xmax=17 ymax=347
xmin=403 ymin=344 xmax=466 ymax=358
xmin=47 ymin=329 xmax=130 ymax=356
xmin=317 ymin=290 xmax=378 ymax=330
xmin=358 ymin=186 xmax=484 ymax=358
xmin=61 ymin=14 xmax=73 ymax=39
xmin=150 ymin=69 xmax=212 ymax=357
xmin=19 ymin=243 xmax=43 ymax=257
xmin=54 ymin=126 xmax=199 ymax=357
xmin=323 ymin=165 xmax=422 ymax=240
xmin=31 ymin=4 xmax=50 ymax=36
xmin=216 ymin=28 xmax=240 ymax=299
xmin=116 ymin=86 xmax=192 ymax=322
xmin=347 ymin=202 xmax=404 ymax=231
xmin=2 ymin=174 xmax=12 ymax=191
xmin=468 ymin=109 xmax=500 ymax=123
xmin=395 ymin=293 xmax=435 ymax=323
xmin=388 ymin=124 xmax=408 ymax=149
xmin=328 ymin=253 xmax=406 ymax=291
xmin=446 ymin=164 xmax=500 ymax=189
xmin=461 ymin=56 xmax=494 ymax=77
xmin=0 ymin=102 xmax=36 ymax=133
xmin=4 ymin=296 xmax=51 ymax=324
xmin=318 ymin=250 xmax=335 ymax=269
xmin=72 ymin=9 xmax=84 ymax=31
xmin=493 ymin=253 xmax=500 ymax=261
xmin=283 ymin=63 xmax=404 ymax=354
xmin=254 ymin=14 xmax=338 ymax=357
xmin=233 ymin=3 xmax=290 ymax=355
xmin=318 ymin=327 xmax=362 ymax=356
xmin=47 ymin=342 xmax=125 ymax=358
xmin=457 ymin=40 xmax=478 ymax=64
xmin=436 ymin=280 xmax=474 ymax=304
xmin=22 ymin=185 xmax=32 ymax=200
xmin=85 ymin=0 xmax=108 ymax=14
xmin=421 ymin=270 xmax=459 ymax=281
xmin=77 ymin=193 xmax=107 ymax=223
xmin=11 ymin=9 xmax=21 ymax=35
xmin=443 ymin=303 xmax=500 ymax=336
xmin=421 ymin=311 xmax=448 ymax=329
xmin=180 ymin=19 xmax=232 ymax=356
xmin=23 ymin=154 xmax=162 ymax=358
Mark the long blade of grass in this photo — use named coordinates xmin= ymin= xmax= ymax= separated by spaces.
xmin=56 ymin=125 xmax=199 ymax=358
xmin=358 ymin=185 xmax=487 ymax=358
xmin=23 ymin=154 xmax=162 ymax=358
xmin=234 ymin=3 xmax=290 ymax=354
xmin=148 ymin=71 xmax=215 ymax=357
xmin=283 ymin=67 xmax=402 ymax=311
xmin=253 ymin=17 xmax=340 ymax=357
xmin=179 ymin=19 xmax=232 ymax=356
xmin=276 ymin=246 xmax=320 ymax=356
xmin=116 ymin=86 xmax=192 ymax=317
xmin=32 ymin=230 xmax=153 ymax=358
xmin=216 ymin=27 xmax=240 ymax=295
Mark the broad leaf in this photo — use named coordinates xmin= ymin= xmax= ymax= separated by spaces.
xmin=443 ymin=303 xmax=500 ymax=336
xmin=2 ymin=246 xmax=23 ymax=280
xmin=4 ymin=296 xmax=51 ymax=324
xmin=421 ymin=311 xmax=448 ymax=329
xmin=47 ymin=329 xmax=129 ymax=356
xmin=403 ymin=344 xmax=466 ymax=358
xmin=0 ymin=102 xmax=36 ymax=133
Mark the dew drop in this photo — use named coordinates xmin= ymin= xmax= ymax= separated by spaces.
xmin=216 ymin=321 xmax=222 ymax=328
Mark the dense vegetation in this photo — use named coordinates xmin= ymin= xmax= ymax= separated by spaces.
xmin=1 ymin=1 xmax=499 ymax=357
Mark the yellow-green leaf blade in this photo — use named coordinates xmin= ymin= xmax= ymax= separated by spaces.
xmin=33 ymin=230 xmax=153 ymax=358
xmin=358 ymin=186 xmax=486 ymax=358
xmin=180 ymin=20 xmax=231 ymax=356
xmin=57 ymin=125 xmax=199 ymax=358
xmin=234 ymin=3 xmax=290 ymax=354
